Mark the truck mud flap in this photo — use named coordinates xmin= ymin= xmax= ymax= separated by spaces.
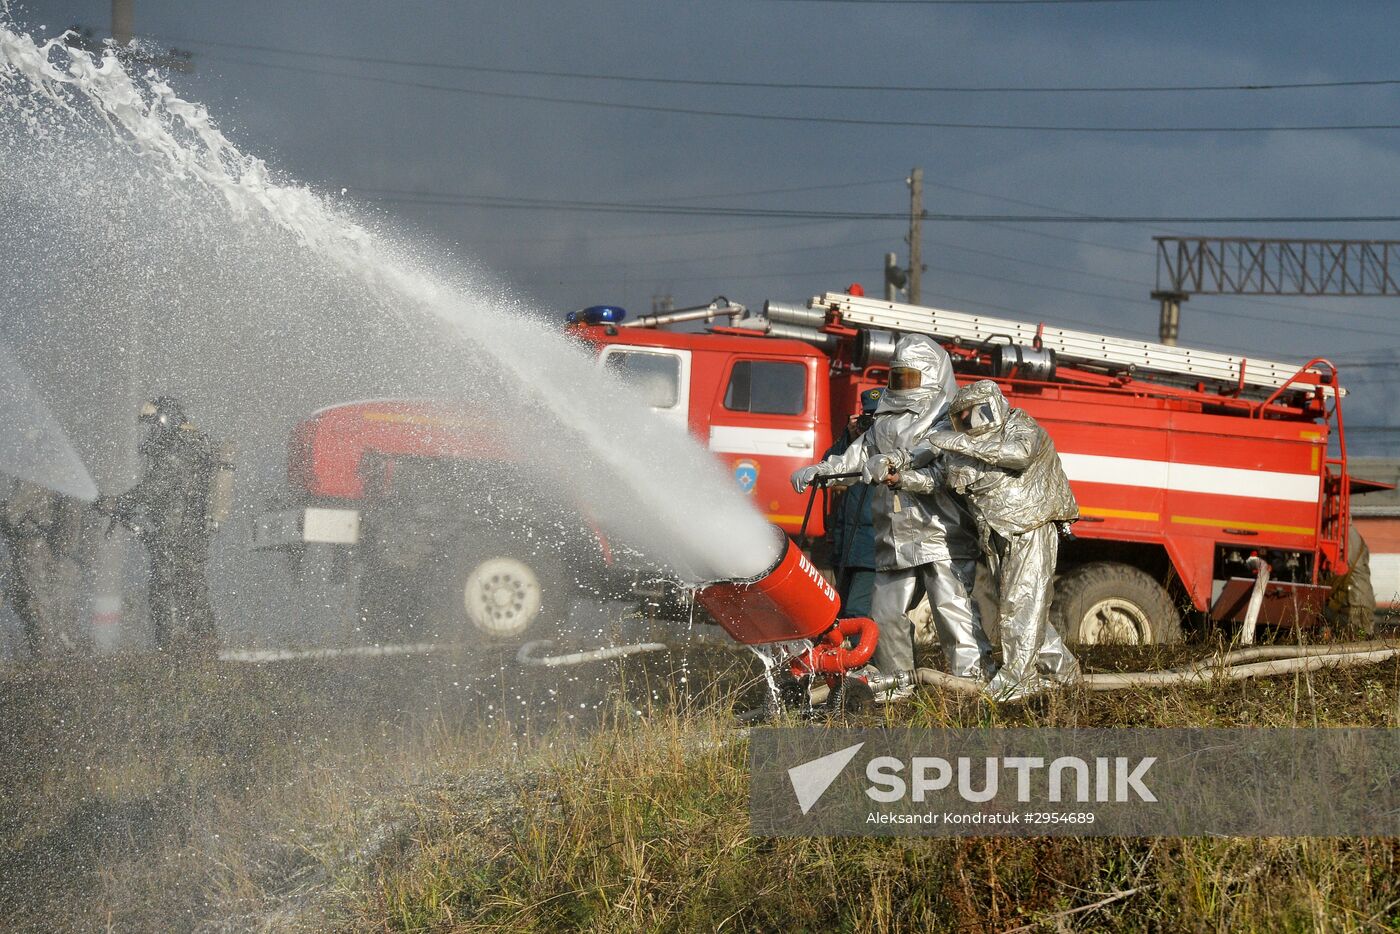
xmin=1210 ymin=578 xmax=1329 ymax=627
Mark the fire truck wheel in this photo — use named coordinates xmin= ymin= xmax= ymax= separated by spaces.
xmin=1052 ymin=562 xmax=1182 ymax=646
xmin=442 ymin=552 xmax=569 ymax=641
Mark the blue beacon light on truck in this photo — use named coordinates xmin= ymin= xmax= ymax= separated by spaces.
xmin=567 ymin=305 xmax=628 ymax=325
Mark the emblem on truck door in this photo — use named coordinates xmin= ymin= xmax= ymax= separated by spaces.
xmin=734 ymin=459 xmax=759 ymax=494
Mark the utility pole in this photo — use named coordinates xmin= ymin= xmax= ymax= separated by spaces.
xmin=907 ymin=167 xmax=924 ymax=305
xmin=1152 ymin=290 xmax=1186 ymax=346
xmin=112 ymin=0 xmax=134 ymax=45
xmin=72 ymin=0 xmax=194 ymax=71
xmin=883 ymin=251 xmax=906 ymax=301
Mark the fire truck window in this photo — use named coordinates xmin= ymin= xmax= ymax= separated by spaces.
xmin=604 ymin=351 xmax=680 ymax=409
xmin=724 ymin=360 xmax=807 ymax=416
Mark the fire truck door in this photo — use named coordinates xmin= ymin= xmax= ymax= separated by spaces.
xmin=599 ymin=346 xmax=692 ymax=431
xmin=707 ymin=356 xmax=821 ymax=535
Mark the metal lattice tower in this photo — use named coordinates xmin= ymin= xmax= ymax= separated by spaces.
xmin=1152 ymin=237 xmax=1400 ymax=344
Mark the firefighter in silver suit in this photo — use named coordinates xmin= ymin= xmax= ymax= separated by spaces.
xmin=792 ymin=335 xmax=989 ymax=694
xmin=907 ymin=379 xmax=1080 ymax=701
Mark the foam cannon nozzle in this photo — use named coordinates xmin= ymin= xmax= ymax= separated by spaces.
xmin=694 ymin=520 xmax=878 ymax=679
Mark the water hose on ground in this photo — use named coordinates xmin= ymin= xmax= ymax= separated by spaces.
xmin=515 ymin=632 xmax=745 ymax=668
xmin=220 ymin=642 xmax=446 ymax=663
xmin=516 ymin=640 xmax=671 ymax=668
xmin=908 ymin=641 xmax=1400 ymax=696
xmin=800 ymin=641 xmax=1400 ymax=705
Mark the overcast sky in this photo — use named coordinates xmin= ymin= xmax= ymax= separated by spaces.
xmin=12 ymin=0 xmax=1400 ymax=451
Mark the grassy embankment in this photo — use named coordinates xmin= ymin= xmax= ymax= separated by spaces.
xmin=3 ymin=641 xmax=1400 ymax=932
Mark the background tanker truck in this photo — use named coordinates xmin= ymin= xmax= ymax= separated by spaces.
xmin=254 ymin=292 xmax=1383 ymax=646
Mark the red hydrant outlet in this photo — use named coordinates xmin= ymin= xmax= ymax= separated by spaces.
xmin=789 ymin=616 xmax=879 ymax=678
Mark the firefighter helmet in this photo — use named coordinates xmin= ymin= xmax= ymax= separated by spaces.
xmin=139 ymin=396 xmax=188 ymax=433
xmin=950 ymin=380 xmax=1009 ymax=437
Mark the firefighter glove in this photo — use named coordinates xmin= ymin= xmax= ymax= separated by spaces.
xmin=861 ymin=452 xmax=907 ymax=485
xmin=790 ymin=464 xmax=826 ymax=494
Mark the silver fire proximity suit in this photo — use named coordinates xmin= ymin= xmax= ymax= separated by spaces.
xmin=911 ymin=380 xmax=1080 ymax=701
xmin=792 ymin=336 xmax=988 ymax=680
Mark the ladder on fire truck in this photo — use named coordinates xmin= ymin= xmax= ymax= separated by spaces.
xmin=800 ymin=292 xmax=1341 ymax=400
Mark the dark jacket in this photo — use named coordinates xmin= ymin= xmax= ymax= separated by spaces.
xmin=823 ymin=432 xmax=877 ymax=572
xmin=115 ymin=425 xmax=217 ymax=547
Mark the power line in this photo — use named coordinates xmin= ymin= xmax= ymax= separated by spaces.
xmin=500 ymin=235 xmax=894 ymax=272
xmin=983 ymin=222 xmax=1154 ymax=256
xmin=449 ymin=217 xmax=870 ymax=247
xmin=198 ymin=54 xmax=1400 ymax=136
xmin=512 ymin=264 xmax=874 ymax=287
xmin=925 ymin=261 xmax=1147 ymax=305
xmin=354 ymin=176 xmax=903 ymax=206
xmin=928 ymin=238 xmax=1147 ymax=284
xmin=373 ymin=191 xmax=1400 ymax=224
xmin=156 ymin=34 xmax=1390 ymax=96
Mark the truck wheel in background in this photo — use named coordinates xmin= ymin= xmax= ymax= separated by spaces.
xmin=1051 ymin=561 xmax=1183 ymax=646
xmin=1329 ymin=528 xmax=1376 ymax=638
xmin=431 ymin=546 xmax=571 ymax=642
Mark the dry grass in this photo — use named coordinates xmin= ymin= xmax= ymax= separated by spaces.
xmin=351 ymin=644 xmax=1400 ymax=933
xmin=4 ymin=639 xmax=1400 ymax=932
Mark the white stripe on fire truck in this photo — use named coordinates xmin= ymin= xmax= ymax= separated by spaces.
xmin=1058 ymin=453 xmax=1320 ymax=503
xmin=708 ymin=425 xmax=816 ymax=457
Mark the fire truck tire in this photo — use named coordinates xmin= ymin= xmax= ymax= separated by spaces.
xmin=1331 ymin=529 xmax=1376 ymax=637
xmin=436 ymin=550 xmax=571 ymax=641
xmin=1052 ymin=562 xmax=1183 ymax=646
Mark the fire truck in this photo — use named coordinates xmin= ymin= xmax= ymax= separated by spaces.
xmin=254 ymin=291 xmax=1379 ymax=645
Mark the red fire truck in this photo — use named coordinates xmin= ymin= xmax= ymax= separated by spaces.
xmin=254 ymin=291 xmax=1378 ymax=645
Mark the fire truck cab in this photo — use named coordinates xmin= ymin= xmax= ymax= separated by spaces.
xmin=594 ymin=327 xmax=834 ymax=536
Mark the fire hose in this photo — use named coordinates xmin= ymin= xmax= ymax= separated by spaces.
xmin=797 ymin=641 xmax=1400 ymax=704
xmin=515 ymin=631 xmax=744 ymax=668
xmin=900 ymin=641 xmax=1400 ymax=696
xmin=516 ymin=640 xmax=671 ymax=668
